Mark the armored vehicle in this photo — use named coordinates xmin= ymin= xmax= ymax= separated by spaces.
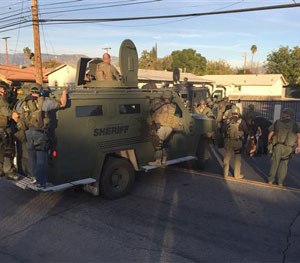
xmin=16 ymin=39 xmax=215 ymax=199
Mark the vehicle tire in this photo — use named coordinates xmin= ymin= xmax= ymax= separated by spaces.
xmin=100 ymin=157 xmax=135 ymax=199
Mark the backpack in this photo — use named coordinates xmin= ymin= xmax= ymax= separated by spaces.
xmin=23 ymin=97 xmax=46 ymax=129
xmin=226 ymin=117 xmax=242 ymax=139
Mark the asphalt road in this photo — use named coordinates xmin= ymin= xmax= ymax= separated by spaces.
xmin=0 ymin=158 xmax=300 ymax=262
xmin=205 ymin=145 xmax=300 ymax=189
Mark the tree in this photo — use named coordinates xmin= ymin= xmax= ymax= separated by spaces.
xmin=23 ymin=47 xmax=35 ymax=66
xmin=171 ymin=49 xmax=206 ymax=75
xmin=160 ymin=55 xmax=173 ymax=71
xmin=205 ymin=60 xmax=235 ymax=75
xmin=42 ymin=59 xmax=62 ymax=69
xmin=139 ymin=44 xmax=158 ymax=69
xmin=265 ymin=46 xmax=300 ymax=85
xmin=250 ymin=44 xmax=257 ymax=70
xmin=139 ymin=49 xmax=172 ymax=71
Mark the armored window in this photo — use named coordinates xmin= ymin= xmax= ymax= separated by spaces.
xmin=181 ymin=94 xmax=187 ymax=99
xmin=119 ymin=104 xmax=141 ymax=114
xmin=76 ymin=105 xmax=103 ymax=117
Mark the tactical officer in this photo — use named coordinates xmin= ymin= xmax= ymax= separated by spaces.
xmin=194 ymin=99 xmax=214 ymax=118
xmin=16 ymin=84 xmax=67 ymax=187
xmin=148 ymin=91 xmax=181 ymax=166
xmin=243 ymin=104 xmax=256 ymax=135
xmin=223 ymin=104 xmax=239 ymax=121
xmin=223 ymin=105 xmax=248 ymax=179
xmin=267 ymin=108 xmax=300 ymax=186
xmin=0 ymin=83 xmax=19 ymax=180
xmin=96 ymin=53 xmax=120 ymax=81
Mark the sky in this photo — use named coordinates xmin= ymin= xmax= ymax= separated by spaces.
xmin=0 ymin=0 xmax=300 ymax=68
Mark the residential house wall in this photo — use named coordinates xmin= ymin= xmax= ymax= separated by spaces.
xmin=48 ymin=65 xmax=76 ymax=87
xmin=202 ymin=74 xmax=287 ymax=100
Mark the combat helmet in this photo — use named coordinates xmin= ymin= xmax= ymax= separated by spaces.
xmin=282 ymin=107 xmax=294 ymax=117
xmin=30 ymin=83 xmax=42 ymax=94
xmin=248 ymin=104 xmax=255 ymax=111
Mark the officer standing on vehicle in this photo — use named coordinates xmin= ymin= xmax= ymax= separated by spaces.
xmin=223 ymin=106 xmax=248 ymax=179
xmin=148 ymin=91 xmax=181 ymax=166
xmin=0 ymin=83 xmax=19 ymax=180
xmin=19 ymin=84 xmax=67 ymax=187
xmin=267 ymin=108 xmax=300 ymax=186
xmin=96 ymin=53 xmax=120 ymax=81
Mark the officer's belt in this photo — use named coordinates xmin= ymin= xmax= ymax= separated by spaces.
xmin=275 ymin=142 xmax=293 ymax=147
xmin=28 ymin=127 xmax=48 ymax=134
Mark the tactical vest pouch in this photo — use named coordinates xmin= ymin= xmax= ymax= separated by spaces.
xmin=226 ymin=119 xmax=242 ymax=139
xmin=14 ymin=130 xmax=26 ymax=142
xmin=0 ymin=115 xmax=7 ymax=127
xmin=28 ymin=97 xmax=45 ymax=129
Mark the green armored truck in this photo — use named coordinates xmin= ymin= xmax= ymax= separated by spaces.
xmin=16 ymin=39 xmax=215 ymax=199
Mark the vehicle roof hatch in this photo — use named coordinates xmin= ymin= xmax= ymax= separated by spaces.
xmin=119 ymin=39 xmax=138 ymax=87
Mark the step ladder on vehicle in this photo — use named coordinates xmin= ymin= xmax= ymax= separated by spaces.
xmin=15 ymin=177 xmax=96 ymax=192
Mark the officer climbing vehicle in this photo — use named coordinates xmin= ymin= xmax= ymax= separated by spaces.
xmin=15 ymin=39 xmax=215 ymax=199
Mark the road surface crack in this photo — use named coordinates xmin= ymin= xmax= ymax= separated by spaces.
xmin=282 ymin=210 xmax=300 ymax=263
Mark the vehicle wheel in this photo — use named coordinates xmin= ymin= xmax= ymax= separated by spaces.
xmin=100 ymin=157 xmax=135 ymax=199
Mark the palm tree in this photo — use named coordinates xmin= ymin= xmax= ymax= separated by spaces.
xmin=23 ymin=47 xmax=35 ymax=66
xmin=250 ymin=45 xmax=257 ymax=71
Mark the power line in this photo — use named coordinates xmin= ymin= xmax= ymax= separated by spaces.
xmin=0 ymin=2 xmax=299 ymax=33
xmin=39 ymin=0 xmax=161 ymax=16
xmin=0 ymin=0 xmax=159 ymax=24
xmin=38 ymin=3 xmax=300 ymax=23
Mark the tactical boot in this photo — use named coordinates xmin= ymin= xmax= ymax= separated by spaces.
xmin=148 ymin=159 xmax=162 ymax=166
xmin=6 ymin=172 xmax=20 ymax=181
xmin=161 ymin=156 xmax=167 ymax=166
xmin=234 ymin=174 xmax=244 ymax=179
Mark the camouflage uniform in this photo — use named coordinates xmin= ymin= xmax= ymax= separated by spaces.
xmin=223 ymin=109 xmax=248 ymax=179
xmin=194 ymin=101 xmax=214 ymax=118
xmin=148 ymin=94 xmax=181 ymax=166
xmin=268 ymin=108 xmax=300 ymax=186
xmin=96 ymin=63 xmax=120 ymax=81
xmin=0 ymin=85 xmax=18 ymax=179
xmin=243 ymin=104 xmax=256 ymax=136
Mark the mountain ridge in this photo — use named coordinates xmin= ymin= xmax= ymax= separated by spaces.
xmin=0 ymin=53 xmax=118 ymax=67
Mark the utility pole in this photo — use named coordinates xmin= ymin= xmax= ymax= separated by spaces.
xmin=243 ymin=52 xmax=247 ymax=74
xmin=2 ymin=37 xmax=11 ymax=65
xmin=31 ymin=0 xmax=43 ymax=85
xmin=102 ymin=47 xmax=111 ymax=54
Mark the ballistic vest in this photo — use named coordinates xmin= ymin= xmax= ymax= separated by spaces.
xmin=20 ymin=97 xmax=50 ymax=129
xmin=273 ymin=119 xmax=298 ymax=147
xmin=0 ymin=96 xmax=9 ymax=127
xmin=226 ymin=116 xmax=243 ymax=139
xmin=151 ymin=102 xmax=180 ymax=129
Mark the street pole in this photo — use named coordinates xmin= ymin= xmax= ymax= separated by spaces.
xmin=102 ymin=47 xmax=111 ymax=54
xmin=2 ymin=37 xmax=11 ymax=65
xmin=31 ymin=0 xmax=43 ymax=85
xmin=243 ymin=52 xmax=247 ymax=74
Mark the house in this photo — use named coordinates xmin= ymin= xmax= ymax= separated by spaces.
xmin=45 ymin=64 xmax=215 ymax=88
xmin=138 ymin=69 xmax=213 ymax=88
xmin=45 ymin=64 xmax=76 ymax=87
xmin=201 ymin=74 xmax=288 ymax=100
xmin=0 ymin=65 xmax=49 ymax=86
